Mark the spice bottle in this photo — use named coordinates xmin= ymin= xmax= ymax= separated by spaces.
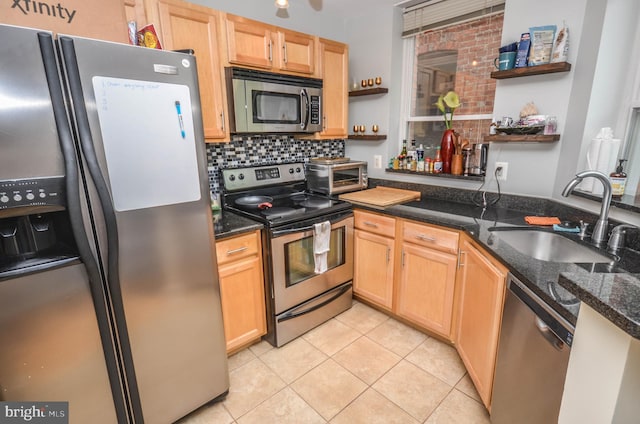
xmin=434 ymin=147 xmax=443 ymax=173
xmin=610 ymin=159 xmax=627 ymax=198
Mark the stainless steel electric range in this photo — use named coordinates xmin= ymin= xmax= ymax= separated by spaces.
xmin=221 ymin=162 xmax=354 ymax=347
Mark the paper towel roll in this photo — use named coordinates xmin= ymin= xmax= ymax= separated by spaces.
xmin=588 ymin=138 xmax=621 ymax=195
xmin=581 ymin=137 xmax=602 ymax=192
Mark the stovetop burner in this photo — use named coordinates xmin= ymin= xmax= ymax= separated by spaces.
xmin=221 ymin=162 xmax=352 ymax=227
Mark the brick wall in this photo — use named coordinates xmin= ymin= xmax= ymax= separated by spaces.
xmin=411 ymin=14 xmax=503 ymax=146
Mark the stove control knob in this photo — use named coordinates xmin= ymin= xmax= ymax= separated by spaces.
xmin=289 ymin=168 xmax=295 ymax=174
xmin=228 ymin=174 xmax=236 ymax=181
xmin=296 ymin=167 xmax=302 ymax=173
xmin=13 ymin=194 xmax=22 ymax=202
xmin=26 ymin=193 xmax=35 ymax=201
xmin=0 ymin=195 xmax=9 ymax=203
xmin=238 ymin=173 xmax=245 ymax=180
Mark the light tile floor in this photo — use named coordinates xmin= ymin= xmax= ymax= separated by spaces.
xmin=177 ymin=301 xmax=490 ymax=423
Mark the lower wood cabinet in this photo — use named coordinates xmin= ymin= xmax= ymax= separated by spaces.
xmin=353 ymin=209 xmax=509 ymax=411
xmin=396 ymin=231 xmax=458 ymax=339
xmin=353 ymin=209 xmax=458 ymax=338
xmin=216 ymin=230 xmax=266 ymax=353
xmin=455 ymin=233 xmax=507 ymax=410
xmin=353 ymin=210 xmax=396 ymax=311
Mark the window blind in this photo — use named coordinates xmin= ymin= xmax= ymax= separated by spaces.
xmin=402 ymin=0 xmax=505 ymax=37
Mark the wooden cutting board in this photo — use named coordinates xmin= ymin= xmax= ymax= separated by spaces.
xmin=339 ymin=187 xmax=421 ymax=208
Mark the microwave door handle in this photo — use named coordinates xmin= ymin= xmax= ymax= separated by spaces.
xmin=300 ymin=88 xmax=310 ymax=130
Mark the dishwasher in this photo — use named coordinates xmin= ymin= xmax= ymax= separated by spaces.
xmin=491 ymin=273 xmax=575 ymax=424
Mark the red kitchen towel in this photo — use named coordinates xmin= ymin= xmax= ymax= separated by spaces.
xmin=524 ymin=216 xmax=561 ymax=226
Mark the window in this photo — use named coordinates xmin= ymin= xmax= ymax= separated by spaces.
xmin=399 ymin=11 xmax=504 ymax=156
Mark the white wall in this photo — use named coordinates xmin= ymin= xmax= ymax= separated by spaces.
xmin=343 ymin=4 xmax=403 ymax=175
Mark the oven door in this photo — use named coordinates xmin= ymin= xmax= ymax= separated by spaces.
xmin=270 ymin=212 xmax=353 ymax=314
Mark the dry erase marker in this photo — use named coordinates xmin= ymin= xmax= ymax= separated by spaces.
xmin=175 ymin=101 xmax=186 ymax=138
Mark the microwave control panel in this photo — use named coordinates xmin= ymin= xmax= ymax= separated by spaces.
xmin=310 ymin=95 xmax=320 ymax=125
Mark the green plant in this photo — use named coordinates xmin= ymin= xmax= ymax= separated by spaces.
xmin=434 ymin=91 xmax=461 ymax=129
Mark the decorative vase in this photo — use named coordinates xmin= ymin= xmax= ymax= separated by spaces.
xmin=440 ymin=129 xmax=455 ymax=173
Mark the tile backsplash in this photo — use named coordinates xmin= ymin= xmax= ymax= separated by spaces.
xmin=206 ymin=135 xmax=345 ymax=195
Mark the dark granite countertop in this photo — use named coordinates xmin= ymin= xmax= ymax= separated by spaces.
xmin=212 ymin=210 xmax=263 ymax=240
xmin=355 ymin=191 xmax=640 ymax=339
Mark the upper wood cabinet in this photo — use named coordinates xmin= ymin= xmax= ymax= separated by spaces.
xmin=318 ymin=38 xmax=348 ymax=138
xmin=124 ymin=0 xmax=146 ymax=28
xmin=455 ymin=234 xmax=507 ymax=410
xmin=153 ymin=0 xmax=229 ymax=142
xmin=277 ymin=29 xmax=315 ymax=74
xmin=224 ymin=14 xmax=315 ymax=75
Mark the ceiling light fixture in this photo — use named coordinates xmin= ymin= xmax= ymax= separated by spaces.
xmin=275 ymin=0 xmax=289 ymax=9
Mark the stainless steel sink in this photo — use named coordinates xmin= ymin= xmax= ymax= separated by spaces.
xmin=490 ymin=229 xmax=613 ymax=263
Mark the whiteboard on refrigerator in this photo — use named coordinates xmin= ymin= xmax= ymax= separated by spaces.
xmin=92 ymin=76 xmax=201 ymax=212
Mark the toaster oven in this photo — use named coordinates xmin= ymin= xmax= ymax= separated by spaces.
xmin=305 ymin=159 xmax=368 ymax=195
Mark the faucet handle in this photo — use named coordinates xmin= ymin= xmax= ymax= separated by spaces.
xmin=579 ymin=220 xmax=589 ymax=238
xmin=607 ymin=224 xmax=638 ymax=252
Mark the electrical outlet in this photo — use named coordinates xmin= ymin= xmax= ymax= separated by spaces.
xmin=495 ymin=162 xmax=508 ymax=181
xmin=374 ymin=155 xmax=382 ymax=169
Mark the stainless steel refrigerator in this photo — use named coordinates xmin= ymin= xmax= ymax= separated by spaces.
xmin=0 ymin=24 xmax=229 ymax=423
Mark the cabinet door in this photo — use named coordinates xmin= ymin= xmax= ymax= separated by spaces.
xmin=157 ymin=2 xmax=228 ymax=141
xmin=397 ymin=242 xmax=457 ymax=338
xmin=318 ymin=38 xmax=348 ymax=138
xmin=456 ymin=238 xmax=506 ymax=409
xmin=218 ymin=254 xmax=266 ymax=353
xmin=353 ymin=229 xmax=394 ymax=310
xmin=225 ymin=14 xmax=274 ymax=69
xmin=277 ymin=29 xmax=315 ymax=74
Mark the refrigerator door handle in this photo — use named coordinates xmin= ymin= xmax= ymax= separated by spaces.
xmin=58 ymin=35 xmax=143 ymax=423
xmin=37 ymin=32 xmax=131 ymax=424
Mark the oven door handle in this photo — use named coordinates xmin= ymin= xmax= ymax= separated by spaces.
xmin=271 ymin=224 xmax=316 ymax=236
xmin=271 ymin=213 xmax=351 ymax=237
xmin=277 ymin=284 xmax=351 ymax=323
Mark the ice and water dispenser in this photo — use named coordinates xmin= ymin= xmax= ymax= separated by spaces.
xmin=0 ymin=178 xmax=77 ymax=275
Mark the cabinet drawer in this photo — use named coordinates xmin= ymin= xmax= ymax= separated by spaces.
xmin=402 ymin=220 xmax=459 ymax=254
xmin=354 ymin=210 xmax=395 ymax=238
xmin=216 ymin=231 xmax=260 ymax=265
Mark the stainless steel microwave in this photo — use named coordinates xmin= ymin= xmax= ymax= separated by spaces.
xmin=306 ymin=160 xmax=368 ymax=195
xmin=225 ymin=67 xmax=322 ymax=134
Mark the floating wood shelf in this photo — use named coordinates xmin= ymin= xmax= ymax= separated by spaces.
xmin=349 ymin=87 xmax=389 ymax=97
xmin=348 ymin=134 xmax=387 ymax=140
xmin=490 ymin=62 xmax=571 ymax=80
xmin=484 ymin=134 xmax=561 ymax=142
xmin=385 ymin=168 xmax=484 ymax=182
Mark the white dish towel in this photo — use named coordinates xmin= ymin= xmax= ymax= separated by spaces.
xmin=313 ymin=221 xmax=331 ymax=274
